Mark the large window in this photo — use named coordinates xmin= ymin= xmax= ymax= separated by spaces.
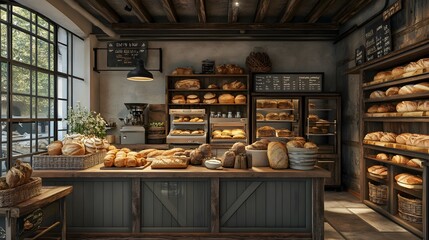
xmin=0 ymin=3 xmax=84 ymax=173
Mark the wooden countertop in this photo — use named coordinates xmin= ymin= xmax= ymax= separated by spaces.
xmin=33 ymin=164 xmax=330 ymax=179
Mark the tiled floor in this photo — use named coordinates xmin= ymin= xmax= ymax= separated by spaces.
xmin=324 ymin=191 xmax=420 ymax=240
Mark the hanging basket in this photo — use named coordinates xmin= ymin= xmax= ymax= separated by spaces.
xmin=246 ymin=51 xmax=272 ymax=73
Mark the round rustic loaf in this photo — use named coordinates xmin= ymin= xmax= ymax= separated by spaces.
xmin=267 ymin=142 xmax=288 ymax=169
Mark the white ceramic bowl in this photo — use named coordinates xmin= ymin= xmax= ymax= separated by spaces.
xmin=246 ymin=149 xmax=269 ymax=167
xmin=205 ymin=159 xmax=222 ymax=169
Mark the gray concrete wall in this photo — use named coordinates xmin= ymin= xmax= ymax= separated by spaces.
xmin=335 ymin=0 xmax=429 ymax=194
xmin=97 ymin=41 xmax=336 ymax=138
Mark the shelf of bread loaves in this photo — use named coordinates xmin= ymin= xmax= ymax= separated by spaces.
xmin=171 ymin=93 xmax=247 ymax=105
xmin=362 ymin=58 xmax=429 ymax=88
xmin=256 ymin=112 xmax=295 ymax=122
xmin=172 ymin=79 xmax=247 ymax=91
xmin=394 ymin=174 xmax=423 ymax=198
xmin=365 ymin=153 xmax=423 ymax=172
xmin=211 ymin=129 xmax=246 ymax=143
xmin=364 ymin=132 xmax=429 ymax=154
xmin=365 ymin=100 xmax=429 ymax=120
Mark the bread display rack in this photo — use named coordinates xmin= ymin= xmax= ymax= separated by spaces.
xmin=351 ymin=42 xmax=429 ymax=239
xmin=166 ymin=109 xmax=207 ymax=144
xmin=166 ymin=74 xmax=250 ymax=145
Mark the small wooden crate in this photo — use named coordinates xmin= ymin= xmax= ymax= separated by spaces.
xmin=368 ymin=182 xmax=388 ymax=205
xmin=33 ymin=151 xmax=106 ymax=170
xmin=398 ymin=194 xmax=422 ymax=223
xmin=0 ymin=177 xmax=42 ymax=207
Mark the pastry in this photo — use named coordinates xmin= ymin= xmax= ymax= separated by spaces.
xmin=369 ymin=90 xmax=386 ymax=98
xmin=417 ymin=100 xmax=429 ymax=111
xmin=267 ymin=142 xmax=288 ymax=169
xmin=385 ymin=87 xmax=399 ymax=96
xmin=398 ymin=85 xmax=416 ymax=95
xmin=277 ymin=100 xmax=293 ymax=109
xmin=256 ymin=112 xmax=264 ymax=121
xmin=373 ymin=71 xmax=392 ymax=81
xmin=207 ymin=84 xmax=218 ymax=89
xmin=218 ymin=94 xmax=235 ymax=104
xmin=174 ymin=79 xmax=200 ymax=89
xmin=47 ymin=141 xmax=63 ymax=155
xmin=391 ymin=66 xmax=405 ymax=78
xmin=266 ymin=113 xmax=279 ymax=120
xmin=396 ymin=101 xmax=417 ymax=112
xmin=222 ymin=129 xmax=232 ymax=136
xmin=257 ymin=126 xmax=276 ymax=137
xmin=392 ymin=155 xmax=409 ymax=164
xmin=114 ymin=156 xmax=126 ymax=167
xmin=234 ymin=94 xmax=247 ymax=104
xmin=186 ymin=95 xmax=200 ymax=104
xmin=367 ymin=165 xmax=387 ymax=176
xmin=367 ymin=105 xmax=379 ymax=113
xmin=308 ymin=114 xmax=319 ymax=122
xmin=413 ymin=82 xmax=429 ymax=93
xmin=375 ymin=153 xmax=389 ymax=160
xmin=277 ymin=129 xmax=292 ymax=137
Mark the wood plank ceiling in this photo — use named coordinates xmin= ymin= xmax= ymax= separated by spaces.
xmin=74 ymin=0 xmax=374 ymax=40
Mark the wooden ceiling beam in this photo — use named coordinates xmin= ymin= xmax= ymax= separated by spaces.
xmin=228 ymin=0 xmax=239 ymax=23
xmin=254 ymin=0 xmax=271 ymax=23
xmin=337 ymin=0 xmax=373 ymax=24
xmin=279 ymin=0 xmax=301 ymax=23
xmin=124 ymin=0 xmax=152 ymax=23
xmin=306 ymin=0 xmax=336 ymax=23
xmin=87 ymin=0 xmax=120 ymax=24
xmin=195 ymin=0 xmax=207 ymax=23
xmin=112 ymin=22 xmax=338 ymax=31
xmin=161 ymin=0 xmax=178 ymax=23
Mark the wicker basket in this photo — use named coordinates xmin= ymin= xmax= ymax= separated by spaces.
xmin=368 ymin=182 xmax=388 ymax=205
xmin=33 ymin=151 xmax=106 ymax=170
xmin=0 ymin=177 xmax=42 ymax=207
xmin=398 ymin=194 xmax=422 ymax=223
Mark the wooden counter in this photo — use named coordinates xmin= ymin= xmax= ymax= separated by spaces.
xmin=34 ymin=165 xmax=329 ymax=240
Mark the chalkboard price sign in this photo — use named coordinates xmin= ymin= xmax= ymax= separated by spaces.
xmin=253 ymin=73 xmax=323 ymax=92
xmin=365 ymin=17 xmax=392 ymax=62
xmin=107 ymin=41 xmax=148 ymax=67
xmin=355 ymin=45 xmax=366 ymax=66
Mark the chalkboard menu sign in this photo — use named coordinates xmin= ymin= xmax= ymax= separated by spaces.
xmin=355 ymin=45 xmax=365 ymax=66
xmin=107 ymin=41 xmax=148 ymax=67
xmin=365 ymin=17 xmax=392 ymax=62
xmin=253 ymin=73 xmax=323 ymax=92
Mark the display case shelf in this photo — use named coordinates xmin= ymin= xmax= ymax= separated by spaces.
xmin=306 ymin=133 xmax=336 ymax=136
xmin=168 ymin=89 xmax=248 ymax=92
xmin=363 ymin=144 xmax=429 ymax=160
xmin=366 ymin=172 xmax=387 ymax=184
xmin=364 ymin=156 xmax=424 ymax=172
xmin=364 ymin=92 xmax=429 ymax=103
xmin=169 ymin=103 xmax=247 ymax=106
xmin=363 ymin=117 xmax=429 ymax=122
xmin=256 ymin=120 xmax=297 ymax=123
xmin=308 ymin=108 xmax=336 ymax=111
xmin=362 ymin=72 xmax=429 ymax=90
xmin=256 ymin=108 xmax=295 ymax=111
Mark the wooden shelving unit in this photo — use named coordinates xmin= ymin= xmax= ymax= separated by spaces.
xmin=353 ymin=43 xmax=429 ymax=239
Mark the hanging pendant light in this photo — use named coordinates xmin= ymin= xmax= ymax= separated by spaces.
xmin=127 ymin=59 xmax=153 ymax=81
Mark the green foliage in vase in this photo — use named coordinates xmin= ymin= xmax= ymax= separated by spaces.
xmin=67 ymin=104 xmax=107 ymax=138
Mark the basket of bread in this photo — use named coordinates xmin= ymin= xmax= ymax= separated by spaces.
xmin=398 ymin=193 xmax=422 ymax=223
xmin=33 ymin=134 xmax=109 ymax=170
xmin=0 ymin=160 xmax=41 ymax=207
xmin=286 ymin=139 xmax=318 ymax=170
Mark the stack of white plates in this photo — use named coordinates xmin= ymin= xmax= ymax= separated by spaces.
xmin=287 ymin=147 xmax=318 ymax=170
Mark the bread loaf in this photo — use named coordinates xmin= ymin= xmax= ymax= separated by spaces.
xmin=174 ymin=79 xmax=200 ymax=89
xmin=373 ymin=71 xmax=392 ymax=81
xmin=407 ymin=158 xmax=423 ymax=168
xmin=304 ymin=142 xmax=317 ymax=149
xmin=367 ymin=165 xmax=387 ymax=176
xmin=396 ymin=101 xmax=417 ymax=112
xmin=207 ymin=84 xmax=218 ymax=89
xmin=62 ymin=142 xmax=85 ymax=156
xmin=234 ymin=94 xmax=246 ymax=104
xmin=257 ymin=126 xmax=276 ymax=137
xmin=47 ymin=141 xmax=63 ymax=155
xmin=218 ymin=94 xmax=235 ymax=104
xmin=376 ymin=153 xmax=389 ymax=160
xmin=222 ymin=150 xmax=236 ymax=167
xmin=367 ymin=105 xmax=379 ymax=113
xmin=150 ymin=157 xmax=188 ymax=169
xmin=395 ymin=173 xmax=422 ymax=185
xmin=391 ymin=66 xmax=405 ymax=78
xmin=404 ymin=62 xmax=420 ymax=73
xmin=392 ymin=155 xmax=410 ymax=164
xmin=138 ymin=149 xmax=157 ymax=158
xmin=417 ymin=58 xmax=429 ymax=68
xmin=104 ymin=154 xmax=115 ymax=167
xmin=364 ymin=131 xmax=384 ymax=141
xmin=277 ymin=100 xmax=293 ymax=109
xmin=147 ymin=150 xmax=165 ymax=158
xmin=171 ymin=95 xmax=186 ymax=104
xmin=370 ymin=90 xmax=386 ymax=98
xmin=377 ymin=103 xmax=396 ymax=113
xmin=186 ymin=95 xmax=200 ymax=104
xmin=413 ymin=82 xmax=429 ymax=93
xmin=417 ymin=101 xmax=429 ymax=111
xmin=256 ymin=112 xmax=264 ymax=121
xmin=385 ymin=87 xmax=399 ymax=96
xmin=259 ymin=100 xmax=277 ymax=108
xmin=398 ymin=85 xmax=416 ymax=95
xmin=277 ymin=129 xmax=292 ymax=137
xmin=396 ymin=133 xmax=412 ymax=144
xmin=222 ymin=80 xmax=246 ymax=90
xmin=380 ymin=133 xmax=397 ymax=143
xmin=267 ymin=142 xmax=288 ymax=169
xmin=246 ymin=139 xmax=270 ymax=150
xmin=286 ymin=140 xmax=304 ymax=148
xmin=308 ymin=114 xmax=319 ymax=122
xmin=266 ymin=113 xmax=279 ymax=120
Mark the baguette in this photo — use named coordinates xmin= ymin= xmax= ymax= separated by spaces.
xmin=151 ymin=156 xmax=188 ymax=169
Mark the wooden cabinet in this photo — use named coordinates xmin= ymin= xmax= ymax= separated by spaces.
xmin=349 ymin=41 xmax=429 ymax=239
xmin=166 ymin=75 xmax=250 ymax=145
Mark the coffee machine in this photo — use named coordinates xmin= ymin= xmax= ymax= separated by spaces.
xmin=120 ymin=103 xmax=148 ymax=144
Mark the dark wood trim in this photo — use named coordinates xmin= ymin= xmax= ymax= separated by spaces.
xmin=312 ymin=178 xmax=324 ymax=240
xmin=195 ymin=0 xmax=206 ymax=23
xmin=228 ymin=0 xmax=239 ymax=23
xmin=306 ymin=0 xmax=336 ymax=23
xmin=131 ymin=178 xmax=141 ymax=233
xmin=210 ymin=178 xmax=220 ymax=233
xmin=112 ymin=22 xmax=339 ymax=30
xmin=125 ymin=0 xmax=152 ymax=23
xmin=87 ymin=0 xmax=120 ymax=24
xmin=254 ymin=0 xmax=271 ymax=23
xmin=161 ymin=0 xmax=178 ymax=23
xmin=336 ymin=0 xmax=372 ymax=24
xmin=279 ymin=0 xmax=301 ymax=23
xmin=332 ymin=0 xmax=364 ymax=23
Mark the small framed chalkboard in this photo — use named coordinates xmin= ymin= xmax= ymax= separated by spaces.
xmin=365 ymin=16 xmax=392 ymax=62
xmin=253 ymin=72 xmax=323 ymax=93
xmin=355 ymin=45 xmax=366 ymax=66
xmin=107 ymin=41 xmax=148 ymax=67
